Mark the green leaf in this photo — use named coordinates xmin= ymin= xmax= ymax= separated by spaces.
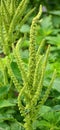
xmin=53 ymin=105 xmax=60 ymax=111
xmin=0 ymin=85 xmax=10 ymax=98
xmin=53 ymin=78 xmax=60 ymax=92
xmin=46 ymin=35 xmax=60 ymax=48
xmin=20 ymin=24 xmax=30 ymax=33
xmin=38 ymin=105 xmax=52 ymax=116
xmin=0 ymin=99 xmax=17 ymax=108
xmin=37 ymin=120 xmax=50 ymax=127
xmin=41 ymin=111 xmax=60 ymax=124
xmin=52 ymin=16 xmax=60 ymax=28
xmin=0 ymin=113 xmax=14 ymax=122
xmin=10 ymin=121 xmax=24 ymax=130
xmin=11 ymin=61 xmax=22 ymax=81
xmin=21 ymin=49 xmax=29 ymax=63
xmin=0 ymin=121 xmax=24 ymax=130
xmin=40 ymin=16 xmax=53 ymax=36
xmin=50 ymin=11 xmax=60 ymax=16
xmin=0 ymin=122 xmax=10 ymax=130
xmin=21 ymin=40 xmax=29 ymax=48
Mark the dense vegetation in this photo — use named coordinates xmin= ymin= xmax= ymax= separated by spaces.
xmin=0 ymin=0 xmax=60 ymax=130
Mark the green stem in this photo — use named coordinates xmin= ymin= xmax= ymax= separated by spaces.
xmin=4 ymin=67 xmax=8 ymax=85
xmin=24 ymin=115 xmax=33 ymax=130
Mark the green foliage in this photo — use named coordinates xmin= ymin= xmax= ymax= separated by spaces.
xmin=32 ymin=105 xmax=60 ymax=130
xmin=38 ymin=111 xmax=60 ymax=130
xmin=0 ymin=0 xmax=35 ymax=55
